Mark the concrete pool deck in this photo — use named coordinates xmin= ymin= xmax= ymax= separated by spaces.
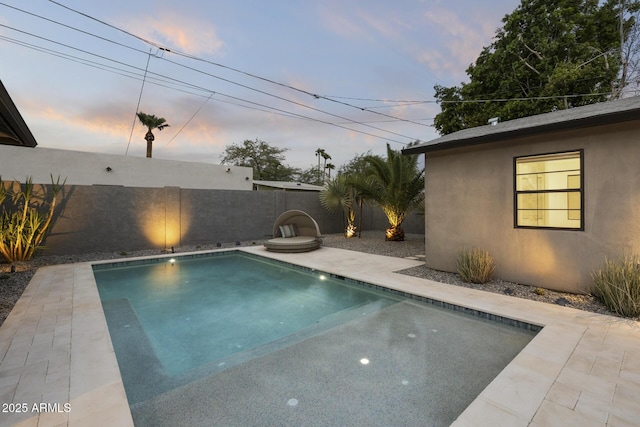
xmin=0 ymin=246 xmax=639 ymax=426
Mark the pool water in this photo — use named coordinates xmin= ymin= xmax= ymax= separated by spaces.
xmin=93 ymin=250 xmax=538 ymax=426
xmin=94 ymin=252 xmax=399 ymax=377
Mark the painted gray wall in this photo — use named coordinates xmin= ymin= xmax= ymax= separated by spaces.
xmin=423 ymin=120 xmax=640 ymax=294
xmin=25 ymin=185 xmax=424 ymax=255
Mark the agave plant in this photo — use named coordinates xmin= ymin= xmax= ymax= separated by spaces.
xmin=0 ymin=175 xmax=66 ymax=262
xmin=319 ymin=174 xmax=358 ymax=238
xmin=358 ymin=144 xmax=424 ymax=241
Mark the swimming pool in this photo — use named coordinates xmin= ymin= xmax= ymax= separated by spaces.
xmin=93 ymin=250 xmax=538 ymax=426
xmin=94 ymin=253 xmax=399 ymax=384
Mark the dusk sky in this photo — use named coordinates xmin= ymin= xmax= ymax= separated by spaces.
xmin=1 ymin=0 xmax=521 ymax=172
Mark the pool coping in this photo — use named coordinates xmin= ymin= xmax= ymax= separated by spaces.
xmin=1 ymin=246 xmax=639 ymax=426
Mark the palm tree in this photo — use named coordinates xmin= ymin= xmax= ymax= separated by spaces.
xmin=136 ymin=112 xmax=170 ymax=158
xmin=315 ymin=148 xmax=326 ymax=178
xmin=321 ymin=151 xmax=331 ymax=182
xmin=320 ymin=174 xmax=358 ymax=238
xmin=359 ymin=144 xmax=424 ymax=241
xmin=325 ymin=162 xmax=335 ymax=180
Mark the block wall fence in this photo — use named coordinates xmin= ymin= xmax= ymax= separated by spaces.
xmin=12 ymin=184 xmax=424 ymax=255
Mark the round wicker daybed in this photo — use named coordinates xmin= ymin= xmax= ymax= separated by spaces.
xmin=264 ymin=210 xmax=323 ymax=253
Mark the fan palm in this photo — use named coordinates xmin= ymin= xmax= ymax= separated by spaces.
xmin=136 ymin=112 xmax=170 ymax=158
xmin=360 ymin=144 xmax=424 ymax=241
xmin=320 ymin=175 xmax=358 ymax=238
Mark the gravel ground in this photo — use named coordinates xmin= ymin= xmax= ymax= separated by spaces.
xmin=0 ymin=231 xmax=626 ymax=326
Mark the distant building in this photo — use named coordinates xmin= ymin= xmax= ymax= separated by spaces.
xmin=253 ymin=180 xmax=324 ymax=192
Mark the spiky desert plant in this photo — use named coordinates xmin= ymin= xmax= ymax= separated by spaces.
xmin=456 ymin=247 xmax=496 ymax=284
xmin=592 ymin=253 xmax=640 ymax=317
xmin=0 ymin=175 xmax=66 ymax=262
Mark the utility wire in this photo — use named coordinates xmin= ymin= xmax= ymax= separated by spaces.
xmin=3 ymin=30 xmax=324 ymax=122
xmin=0 ymin=2 xmax=145 ymax=54
xmin=14 ymin=2 xmax=615 ymax=116
xmin=0 ymin=23 xmax=411 ymax=144
xmin=167 ymin=92 xmax=214 ymax=145
xmin=126 ymin=49 xmax=152 ymax=156
xmin=3 ymin=4 xmax=419 ymax=142
xmin=9 ymin=1 xmax=618 ymax=147
xmin=45 ymin=0 xmax=431 ymax=128
xmin=158 ymin=55 xmax=418 ymax=142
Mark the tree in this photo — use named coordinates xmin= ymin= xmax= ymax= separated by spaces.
xmin=320 ymin=175 xmax=358 ymax=238
xmin=315 ymin=148 xmax=326 ymax=180
xmin=136 ymin=112 xmax=170 ymax=158
xmin=611 ymin=0 xmax=640 ymax=98
xmin=325 ymin=163 xmax=335 ymax=180
xmin=314 ymin=148 xmax=331 ymax=183
xmin=296 ymin=166 xmax=324 ymax=185
xmin=357 ymin=144 xmax=424 ymax=241
xmin=338 ymin=151 xmax=374 ymax=176
xmin=434 ymin=0 xmax=636 ymax=135
xmin=220 ymin=139 xmax=295 ymax=181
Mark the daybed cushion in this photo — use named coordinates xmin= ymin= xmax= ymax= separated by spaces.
xmin=264 ymin=235 xmax=320 ymax=253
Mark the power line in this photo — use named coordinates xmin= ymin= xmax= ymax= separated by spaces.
xmin=158 ymin=55 xmax=418 ymax=142
xmin=0 ymin=22 xmax=412 ymax=145
xmin=0 ymin=31 xmax=360 ymax=129
xmin=126 ymin=49 xmax=152 ymax=156
xmin=167 ymin=92 xmax=214 ymax=145
xmin=0 ymin=2 xmax=145 ymax=55
xmin=25 ymin=2 xmax=613 ymax=124
xmin=3 ymin=5 xmax=421 ymax=144
xmin=45 ymin=0 xmax=432 ymax=128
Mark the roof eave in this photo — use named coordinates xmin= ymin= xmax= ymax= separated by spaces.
xmin=402 ymin=107 xmax=640 ymax=156
xmin=0 ymin=80 xmax=38 ymax=148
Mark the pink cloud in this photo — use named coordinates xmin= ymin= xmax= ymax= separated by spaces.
xmin=418 ymin=7 xmax=500 ymax=81
xmin=317 ymin=3 xmax=409 ymax=42
xmin=125 ymin=12 xmax=224 ymax=56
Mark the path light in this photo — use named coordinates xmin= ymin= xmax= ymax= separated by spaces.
xmin=360 ymin=358 xmax=370 ymax=365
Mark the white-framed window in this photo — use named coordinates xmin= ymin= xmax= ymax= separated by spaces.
xmin=514 ymin=150 xmax=583 ymax=230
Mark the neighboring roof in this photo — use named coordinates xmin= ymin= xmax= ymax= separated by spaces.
xmin=403 ymin=96 xmax=640 ymax=155
xmin=0 ymin=80 xmax=38 ymax=147
xmin=253 ymin=180 xmax=324 ymax=191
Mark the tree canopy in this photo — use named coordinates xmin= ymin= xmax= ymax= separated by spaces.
xmin=136 ymin=112 xmax=170 ymax=158
xmin=220 ymin=139 xmax=298 ymax=181
xmin=434 ymin=0 xmax=638 ymax=135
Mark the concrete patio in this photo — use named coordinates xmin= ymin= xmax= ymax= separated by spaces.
xmin=0 ymin=246 xmax=639 ymax=426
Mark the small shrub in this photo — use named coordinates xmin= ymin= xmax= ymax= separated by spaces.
xmin=0 ymin=274 xmax=9 ymax=280
xmin=456 ymin=247 xmax=496 ymax=284
xmin=120 ymin=251 xmax=127 ymax=256
xmin=534 ymin=287 xmax=546 ymax=296
xmin=591 ymin=253 xmax=640 ymax=317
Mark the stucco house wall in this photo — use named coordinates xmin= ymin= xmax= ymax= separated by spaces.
xmin=423 ymin=119 xmax=640 ymax=294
